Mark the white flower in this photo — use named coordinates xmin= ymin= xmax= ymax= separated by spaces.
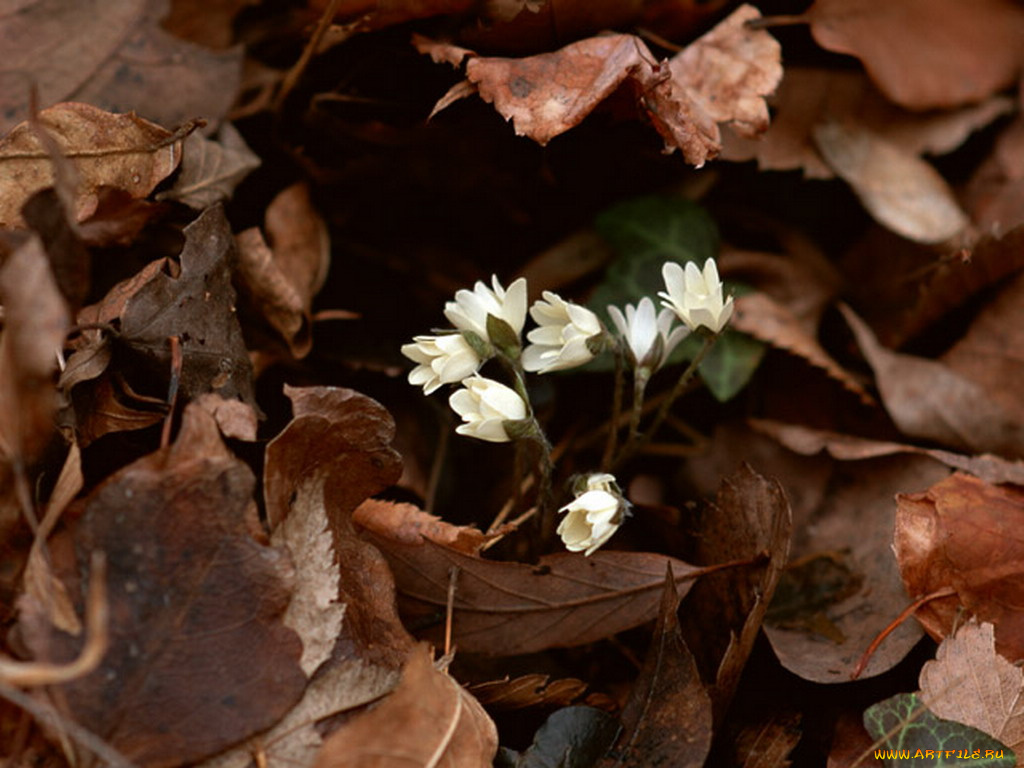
xmin=659 ymin=258 xmax=733 ymax=333
xmin=449 ymin=375 xmax=528 ymax=443
xmin=444 ymin=275 xmax=528 ymax=343
xmin=401 ymin=334 xmax=481 ymax=395
xmin=557 ymin=473 xmax=627 ymax=556
xmin=522 ymin=292 xmax=603 ymax=373
xmin=607 ymin=297 xmax=688 ymax=371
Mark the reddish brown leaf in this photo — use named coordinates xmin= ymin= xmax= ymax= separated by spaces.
xmin=468 ymin=674 xmax=588 ymax=711
xmin=840 ymin=303 xmax=1024 ymax=457
xmin=894 ymin=472 xmax=1024 ymax=660
xmin=605 ymin=567 xmax=712 ymax=768
xmin=17 ymin=404 xmax=305 ymax=767
xmin=966 ymin=116 xmax=1024 ymax=233
xmin=353 ymin=499 xmax=488 ymax=555
xmin=360 ymin=529 xmax=703 ymax=655
xmin=0 ymin=103 xmax=182 ymax=229
xmin=314 ymin=644 xmax=497 ymax=768
xmin=806 ymin=0 xmax=1024 ymax=109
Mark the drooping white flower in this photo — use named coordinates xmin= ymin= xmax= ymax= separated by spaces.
xmin=607 ymin=297 xmax=689 ymax=371
xmin=659 ymin=258 xmax=733 ymax=334
xmin=444 ymin=275 xmax=528 ymax=344
xmin=401 ymin=333 xmax=481 ymax=395
xmin=557 ymin=473 xmax=628 ymax=556
xmin=522 ymin=292 xmax=603 ymax=373
xmin=449 ymin=375 xmax=529 ymax=443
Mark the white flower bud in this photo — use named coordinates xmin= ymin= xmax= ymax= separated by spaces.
xmin=607 ymin=297 xmax=688 ymax=371
xmin=557 ymin=473 xmax=628 ymax=556
xmin=658 ymin=258 xmax=734 ymax=334
xmin=401 ymin=333 xmax=482 ymax=394
xmin=522 ymin=292 xmax=604 ymax=373
xmin=444 ymin=275 xmax=528 ymax=343
xmin=448 ymin=376 xmax=529 ymax=443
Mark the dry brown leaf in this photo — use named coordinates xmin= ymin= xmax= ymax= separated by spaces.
xmin=468 ymin=674 xmax=587 ymax=711
xmin=813 ymin=122 xmax=969 ymax=244
xmin=160 ymin=0 xmax=255 ymax=49
xmin=606 ymin=567 xmax=712 ymax=768
xmin=420 ymin=4 xmax=780 ymax=166
xmin=894 ymin=473 xmax=1024 ymax=660
xmin=731 ymin=292 xmax=870 ymax=402
xmin=0 ymin=102 xmax=182 ymax=229
xmin=840 ymin=303 xmax=1024 ymax=457
xmin=966 ymin=116 xmax=1024 ymax=233
xmin=353 ymin=499 xmax=487 ymax=555
xmin=17 ymin=404 xmax=305 ymax=766
xmin=158 ymin=123 xmax=260 ymax=209
xmin=314 ymin=644 xmax=497 ymax=768
xmin=750 ymin=419 xmax=1024 ymax=486
xmin=919 ymin=621 xmax=1024 ymax=757
xmin=721 ymin=68 xmax=1014 ymax=179
xmin=806 ymin=0 xmax=1024 ymax=110
xmin=734 ymin=712 xmax=801 ymax=768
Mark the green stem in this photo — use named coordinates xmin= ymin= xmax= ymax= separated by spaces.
xmin=628 ymin=367 xmax=651 ymax=442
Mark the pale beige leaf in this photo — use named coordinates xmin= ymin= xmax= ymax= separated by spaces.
xmin=0 ymin=102 xmax=182 ymax=228
xmin=814 ymin=122 xmax=968 ymax=244
xmin=919 ymin=621 xmax=1024 ymax=756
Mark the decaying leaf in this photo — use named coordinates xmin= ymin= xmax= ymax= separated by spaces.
xmin=353 ymin=498 xmax=488 ymax=554
xmin=806 ymin=0 xmax=1024 ymax=110
xmin=840 ymin=304 xmax=1024 ymax=457
xmin=606 ymin=567 xmax=712 ymax=768
xmin=0 ymin=102 xmax=183 ymax=229
xmin=895 ymin=473 xmax=1024 ymax=660
xmin=919 ymin=621 xmax=1024 ymax=757
xmin=16 ymin=404 xmax=305 ymax=766
xmin=419 ymin=4 xmax=781 ymax=166
xmin=813 ymin=122 xmax=969 ymax=244
xmin=734 ymin=712 xmax=802 ymax=768
xmin=158 ymin=123 xmax=260 ymax=209
xmin=468 ymin=674 xmax=588 ymax=711
xmin=313 ymin=644 xmax=498 ymax=768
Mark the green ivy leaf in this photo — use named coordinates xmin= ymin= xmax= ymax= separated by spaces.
xmin=696 ymin=329 xmax=766 ymax=402
xmin=864 ymin=693 xmax=1015 ymax=767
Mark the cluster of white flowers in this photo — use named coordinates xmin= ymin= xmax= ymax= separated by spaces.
xmin=401 ymin=258 xmax=731 ymax=555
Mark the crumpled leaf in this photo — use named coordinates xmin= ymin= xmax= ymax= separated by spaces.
xmin=806 ymin=0 xmax=1024 ymax=110
xmin=313 ymin=644 xmax=497 ymax=768
xmin=158 ymin=123 xmax=260 ymax=209
xmin=16 ymin=404 xmax=305 ymax=766
xmin=419 ymin=4 xmax=780 ymax=166
xmin=606 ymin=567 xmax=712 ymax=768
xmin=0 ymin=102 xmax=183 ymax=229
xmin=864 ymin=693 xmax=1014 ymax=767
xmin=894 ymin=473 xmax=1024 ymax=660
xmin=353 ymin=499 xmax=488 ymax=554
xmin=813 ymin=122 xmax=969 ymax=244
xmin=840 ymin=304 xmax=1024 ymax=457
xmin=919 ymin=621 xmax=1024 ymax=758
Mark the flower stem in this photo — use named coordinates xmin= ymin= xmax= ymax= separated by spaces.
xmin=628 ymin=367 xmax=651 ymax=442
xmin=601 ymin=345 xmax=626 ymax=471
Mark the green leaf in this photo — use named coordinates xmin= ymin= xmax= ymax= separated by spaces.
xmin=696 ymin=330 xmax=766 ymax=402
xmin=864 ymin=693 xmax=1015 ymax=767
xmin=509 ymin=706 xmax=620 ymax=768
xmin=589 ymin=196 xmax=718 ymax=321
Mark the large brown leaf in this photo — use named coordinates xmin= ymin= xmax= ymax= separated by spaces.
xmin=894 ymin=472 xmax=1024 ymax=660
xmin=16 ymin=404 xmax=305 ymax=766
xmin=314 ymin=644 xmax=497 ymax=768
xmin=360 ymin=527 xmax=703 ymax=655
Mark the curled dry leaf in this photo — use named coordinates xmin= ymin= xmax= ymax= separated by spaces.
xmin=731 ymin=292 xmax=870 ymax=402
xmin=805 ymin=0 xmax=1024 ymax=110
xmin=158 ymin=123 xmax=260 ymax=210
xmin=813 ymin=122 xmax=969 ymax=244
xmin=606 ymin=567 xmax=712 ymax=768
xmin=468 ymin=674 xmax=588 ymax=711
xmin=353 ymin=498 xmax=488 ymax=555
xmin=919 ymin=621 xmax=1024 ymax=757
xmin=313 ymin=644 xmax=497 ymax=768
xmin=840 ymin=304 xmax=1024 ymax=457
xmin=0 ymin=102 xmax=183 ymax=229
xmin=16 ymin=404 xmax=305 ymax=767
xmin=895 ymin=473 xmax=1024 ymax=660
xmin=419 ymin=4 xmax=780 ymax=166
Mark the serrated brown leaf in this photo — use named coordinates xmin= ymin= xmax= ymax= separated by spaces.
xmin=840 ymin=303 xmax=1024 ymax=457
xmin=0 ymin=102 xmax=182 ymax=229
xmin=158 ymin=123 xmax=260 ymax=210
xmin=894 ymin=473 xmax=1024 ymax=660
xmin=361 ymin=527 xmax=703 ymax=655
xmin=314 ymin=644 xmax=497 ymax=768
xmin=16 ymin=404 xmax=305 ymax=767
xmin=806 ymin=0 xmax=1024 ymax=110
xmin=919 ymin=621 xmax=1024 ymax=756
xmin=604 ymin=566 xmax=712 ymax=768
xmin=813 ymin=122 xmax=969 ymax=244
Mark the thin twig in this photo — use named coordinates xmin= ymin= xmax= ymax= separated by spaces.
xmin=160 ymin=335 xmax=182 ymax=450
xmin=273 ymin=0 xmax=343 ymax=112
xmin=444 ymin=566 xmax=460 ymax=656
xmin=601 ymin=347 xmax=625 ymax=471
